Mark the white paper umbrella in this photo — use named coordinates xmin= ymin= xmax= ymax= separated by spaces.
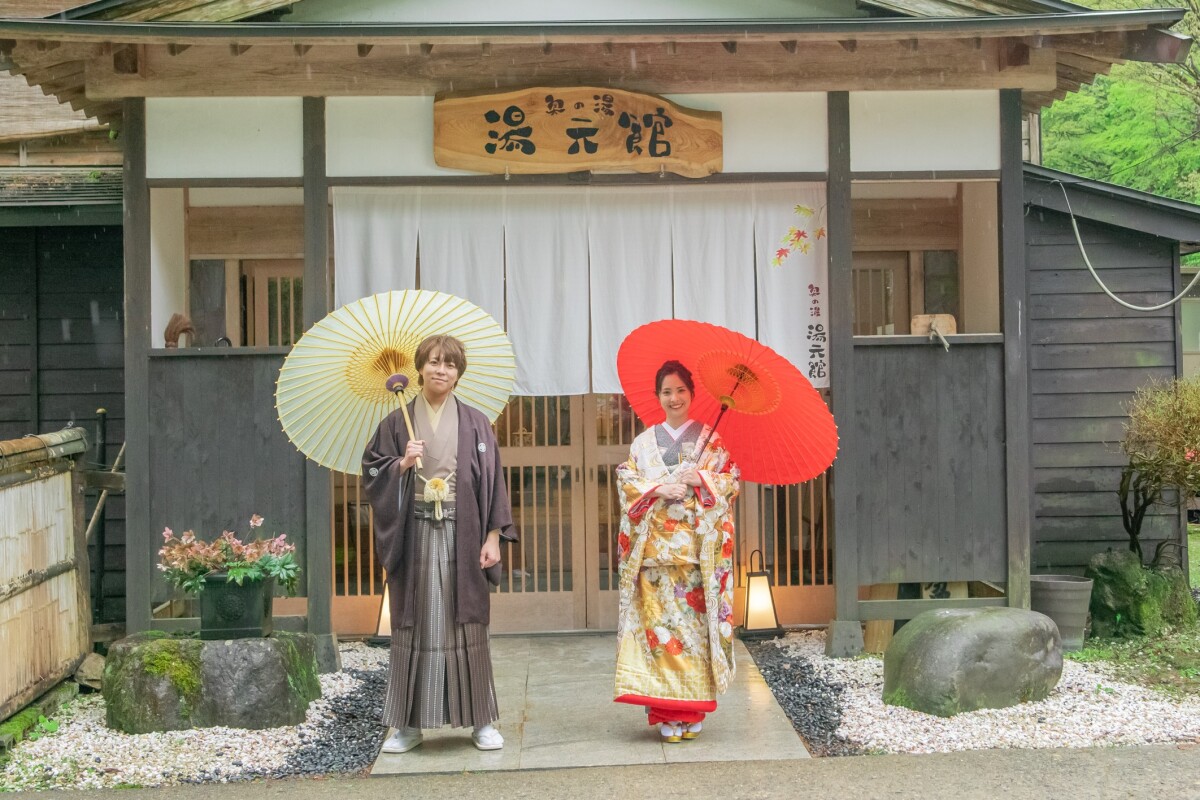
xmin=275 ymin=290 xmax=516 ymax=475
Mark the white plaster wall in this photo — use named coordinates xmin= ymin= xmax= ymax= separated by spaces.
xmin=326 ymin=93 xmax=827 ymax=177
xmin=326 ymin=97 xmax=469 ymax=177
xmin=284 ymin=0 xmax=862 ymax=22
xmin=849 ymin=91 xmax=1000 ymax=173
xmin=961 ymin=181 xmax=1000 ymax=333
xmin=146 ymin=98 xmax=304 ymax=179
xmin=150 ymin=188 xmax=187 ymax=349
xmin=663 ymin=93 xmax=827 ymax=173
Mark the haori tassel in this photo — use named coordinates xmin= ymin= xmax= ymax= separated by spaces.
xmin=423 ymin=477 xmax=450 ymax=520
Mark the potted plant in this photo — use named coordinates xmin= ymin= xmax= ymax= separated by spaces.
xmin=158 ymin=514 xmax=301 ymax=640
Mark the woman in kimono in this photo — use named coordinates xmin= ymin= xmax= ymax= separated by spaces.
xmin=614 ymin=360 xmax=740 ymax=743
xmin=362 ymin=334 xmax=516 ymax=754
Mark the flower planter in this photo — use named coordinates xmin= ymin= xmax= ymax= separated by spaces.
xmin=199 ymin=574 xmax=274 ymax=640
xmin=1029 ymin=574 xmax=1093 ymax=651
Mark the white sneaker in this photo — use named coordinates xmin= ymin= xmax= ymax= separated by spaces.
xmin=381 ymin=727 xmax=423 ymax=753
xmin=472 ymin=723 xmax=504 ymax=750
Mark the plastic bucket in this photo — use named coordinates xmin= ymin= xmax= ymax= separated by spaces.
xmin=1030 ymin=574 xmax=1093 ymax=651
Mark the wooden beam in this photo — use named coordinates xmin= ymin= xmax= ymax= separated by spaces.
xmin=112 ymin=44 xmax=138 ymax=75
xmin=667 ymin=41 xmax=678 ymax=55
xmin=480 ymin=42 xmax=491 ymax=56
xmin=1000 ymin=88 xmax=1031 ymax=611
xmin=419 ymin=42 xmax=433 ymax=56
xmin=999 ymin=41 xmax=1031 ymax=70
xmin=356 ymin=43 xmax=373 ymax=57
xmin=167 ymin=43 xmax=190 ymax=56
xmin=302 ymin=97 xmax=337 ymax=674
xmin=83 ymin=39 xmax=1059 ymax=99
xmin=228 ymin=43 xmax=251 ymax=56
xmin=825 ymin=90 xmax=862 ymax=658
xmin=293 ymin=43 xmax=311 ymax=57
xmin=122 ymin=97 xmax=152 ymax=635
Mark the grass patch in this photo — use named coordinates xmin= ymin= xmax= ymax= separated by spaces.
xmin=1189 ymin=523 xmax=1200 ymax=589
xmin=1067 ymin=627 xmax=1200 ymax=698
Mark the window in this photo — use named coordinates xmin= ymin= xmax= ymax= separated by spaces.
xmin=851 ymin=181 xmax=998 ymax=336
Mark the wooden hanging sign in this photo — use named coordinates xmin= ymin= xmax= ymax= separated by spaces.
xmin=434 ymin=87 xmax=723 ymax=179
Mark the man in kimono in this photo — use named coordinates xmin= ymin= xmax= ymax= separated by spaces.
xmin=363 ymin=334 xmax=516 ymax=753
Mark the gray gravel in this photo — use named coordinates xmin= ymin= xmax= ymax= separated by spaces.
xmin=744 ymin=637 xmax=861 ymax=757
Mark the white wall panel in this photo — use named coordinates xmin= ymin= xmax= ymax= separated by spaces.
xmin=146 ymin=98 xmax=303 ymax=179
xmin=149 ymin=188 xmax=186 ymax=349
xmin=664 ymin=93 xmax=826 ymax=172
xmin=328 ymin=93 xmax=827 ymax=177
xmin=849 ymin=91 xmax=1000 ymax=172
xmin=327 ymin=97 xmax=469 ymax=177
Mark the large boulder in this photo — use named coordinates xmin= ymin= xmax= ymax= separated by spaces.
xmin=882 ymin=607 xmax=1062 ymax=717
xmin=1086 ymin=548 xmax=1198 ymax=639
xmin=103 ymin=631 xmax=322 ymax=733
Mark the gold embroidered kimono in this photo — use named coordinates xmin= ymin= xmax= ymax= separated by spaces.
xmin=613 ymin=422 xmax=740 ymax=722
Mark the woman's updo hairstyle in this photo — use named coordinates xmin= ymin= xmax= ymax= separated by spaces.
xmin=655 ymin=360 xmax=695 ymax=394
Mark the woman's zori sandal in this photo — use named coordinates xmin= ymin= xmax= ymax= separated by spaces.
xmin=682 ymin=721 xmax=702 ymax=740
xmin=660 ymin=721 xmax=683 ymax=743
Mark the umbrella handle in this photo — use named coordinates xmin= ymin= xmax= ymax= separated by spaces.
xmin=398 ymin=401 xmax=424 ymax=472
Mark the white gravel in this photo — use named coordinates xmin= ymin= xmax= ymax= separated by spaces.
xmin=766 ymin=631 xmax=1200 ymax=754
xmin=7 ymin=633 xmax=1200 ymax=789
xmin=0 ymin=643 xmax=389 ymax=792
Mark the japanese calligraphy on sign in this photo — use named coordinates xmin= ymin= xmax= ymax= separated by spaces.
xmin=434 ymin=87 xmax=723 ymax=178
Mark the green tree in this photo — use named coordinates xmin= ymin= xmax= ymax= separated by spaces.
xmin=1041 ymin=0 xmax=1200 ymax=203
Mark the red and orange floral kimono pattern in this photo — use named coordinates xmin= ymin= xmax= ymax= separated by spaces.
xmin=613 ymin=423 xmax=740 ymax=725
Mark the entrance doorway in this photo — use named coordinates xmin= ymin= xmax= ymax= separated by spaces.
xmin=329 ymin=393 xmax=834 ymax=635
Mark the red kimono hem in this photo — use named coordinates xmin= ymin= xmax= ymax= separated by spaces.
xmin=615 ymin=693 xmax=717 ymax=725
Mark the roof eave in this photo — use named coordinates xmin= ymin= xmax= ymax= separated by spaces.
xmin=1025 ymin=164 xmax=1200 ymax=247
xmin=0 ymin=10 xmax=1189 ymax=44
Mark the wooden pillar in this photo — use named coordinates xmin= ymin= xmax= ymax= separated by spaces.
xmin=122 ymin=98 xmax=153 ymax=633
xmin=1000 ymin=89 xmax=1031 ymax=609
xmin=303 ymin=97 xmax=339 ymax=672
xmin=824 ymin=91 xmax=864 ymax=656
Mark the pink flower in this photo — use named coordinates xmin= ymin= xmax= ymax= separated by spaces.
xmin=1187 ymin=449 xmax=1198 ymax=463
xmin=162 ymin=528 xmax=173 ymax=540
xmin=249 ymin=514 xmax=264 ymax=528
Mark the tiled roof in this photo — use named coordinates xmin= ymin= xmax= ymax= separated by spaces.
xmin=0 ymin=166 xmax=121 ymax=205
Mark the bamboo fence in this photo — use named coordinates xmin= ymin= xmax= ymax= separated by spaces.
xmin=0 ymin=429 xmax=90 ymax=722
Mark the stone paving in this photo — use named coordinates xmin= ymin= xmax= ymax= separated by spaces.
xmin=370 ymin=633 xmax=809 ymax=774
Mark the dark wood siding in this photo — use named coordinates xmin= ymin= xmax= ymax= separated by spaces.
xmin=1026 ymin=208 xmax=1181 ymax=572
xmin=147 ymin=352 xmax=307 ymax=603
xmin=852 ymin=341 xmax=1008 ymax=584
xmin=0 ymin=224 xmax=126 ymax=620
xmin=0 ymin=228 xmax=35 ymax=440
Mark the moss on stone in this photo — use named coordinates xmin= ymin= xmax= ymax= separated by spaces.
xmin=1088 ymin=550 xmax=1198 ymax=639
xmin=140 ymin=639 xmax=203 ymax=718
xmin=273 ymin=632 xmax=321 ymax=703
xmin=0 ymin=707 xmax=43 ymax=744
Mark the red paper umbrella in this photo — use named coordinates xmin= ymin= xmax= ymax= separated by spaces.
xmin=617 ymin=319 xmax=839 ymax=485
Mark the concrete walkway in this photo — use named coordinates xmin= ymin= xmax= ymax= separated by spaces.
xmin=371 ymin=633 xmax=809 ymax=774
xmin=25 ymin=745 xmax=1200 ymax=800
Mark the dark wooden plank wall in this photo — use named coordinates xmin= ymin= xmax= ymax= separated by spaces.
xmin=852 ymin=342 xmax=1008 ymax=584
xmin=1027 ymin=208 xmax=1180 ymax=572
xmin=0 ymin=225 xmax=126 ymax=621
xmin=147 ymin=353 xmax=307 ymax=602
xmin=0 ymin=228 xmax=36 ymax=441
